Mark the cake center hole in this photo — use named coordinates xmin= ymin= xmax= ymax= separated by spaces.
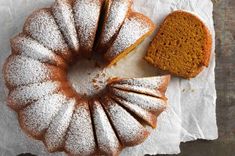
xmin=67 ymin=58 xmax=110 ymax=98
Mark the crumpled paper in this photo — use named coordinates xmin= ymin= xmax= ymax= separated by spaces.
xmin=0 ymin=0 xmax=217 ymax=155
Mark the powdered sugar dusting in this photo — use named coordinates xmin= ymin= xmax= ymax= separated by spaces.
xmin=92 ymin=100 xmax=121 ymax=155
xmin=110 ymin=76 xmax=166 ymax=98
xmin=24 ymin=9 xmax=70 ymax=55
xmin=102 ymin=96 xmax=149 ymax=146
xmin=111 ymin=96 xmax=157 ymax=128
xmin=65 ymin=101 xmax=96 ymax=155
xmin=52 ymin=0 xmax=79 ymax=52
xmin=4 ymin=55 xmax=52 ymax=87
xmin=44 ymin=98 xmax=76 ymax=152
xmin=8 ymin=81 xmax=61 ymax=110
xmin=73 ymin=0 xmax=102 ymax=52
xmin=110 ymin=88 xmax=167 ymax=113
xmin=100 ymin=0 xmax=130 ymax=45
xmin=105 ymin=13 xmax=152 ymax=60
xmin=20 ymin=93 xmax=69 ymax=137
xmin=11 ymin=35 xmax=64 ymax=67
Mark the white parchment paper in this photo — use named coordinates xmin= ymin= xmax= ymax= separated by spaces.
xmin=0 ymin=0 xmax=217 ymax=155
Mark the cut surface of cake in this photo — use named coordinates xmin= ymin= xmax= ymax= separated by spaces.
xmin=104 ymin=11 xmax=155 ymax=66
xmin=101 ymin=96 xmax=150 ymax=146
xmin=91 ymin=99 xmax=122 ymax=155
xmin=145 ymin=10 xmax=212 ymax=78
xmin=96 ymin=0 xmax=132 ymax=52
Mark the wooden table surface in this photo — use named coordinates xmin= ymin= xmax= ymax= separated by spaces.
xmin=175 ymin=0 xmax=235 ymax=155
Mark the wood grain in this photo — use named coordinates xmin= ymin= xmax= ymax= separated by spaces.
xmin=177 ymin=0 xmax=235 ymax=155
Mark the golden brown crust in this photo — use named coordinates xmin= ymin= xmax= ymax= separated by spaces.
xmin=145 ymin=10 xmax=212 ymax=78
xmin=3 ymin=1 xmax=166 ymax=154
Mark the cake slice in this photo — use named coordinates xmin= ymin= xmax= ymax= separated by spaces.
xmin=44 ymin=98 xmax=76 ymax=152
xmin=109 ymin=88 xmax=167 ymax=116
xmin=65 ymin=100 xmax=96 ymax=155
xmin=18 ymin=93 xmax=74 ymax=139
xmin=104 ymin=12 xmax=155 ymax=66
xmin=96 ymin=0 xmax=132 ymax=52
xmin=91 ymin=99 xmax=122 ymax=155
xmin=23 ymin=8 xmax=72 ymax=61
xmin=3 ymin=55 xmax=66 ymax=88
xmin=10 ymin=34 xmax=67 ymax=68
xmin=73 ymin=0 xmax=103 ymax=57
xmin=101 ymin=96 xmax=149 ymax=146
xmin=7 ymin=81 xmax=70 ymax=111
xmin=108 ymin=75 xmax=170 ymax=99
xmin=110 ymin=96 xmax=157 ymax=128
xmin=145 ymin=10 xmax=212 ymax=78
xmin=52 ymin=0 xmax=79 ymax=53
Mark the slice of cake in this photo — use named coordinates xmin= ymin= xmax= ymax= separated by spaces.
xmin=104 ymin=12 xmax=155 ymax=66
xmin=145 ymin=10 xmax=212 ymax=78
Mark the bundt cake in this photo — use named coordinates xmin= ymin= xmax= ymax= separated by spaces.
xmin=3 ymin=0 xmax=170 ymax=155
xmin=145 ymin=10 xmax=212 ymax=78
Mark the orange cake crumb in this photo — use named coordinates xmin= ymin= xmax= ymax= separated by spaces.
xmin=145 ymin=10 xmax=212 ymax=78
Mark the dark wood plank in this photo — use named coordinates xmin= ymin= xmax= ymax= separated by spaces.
xmin=177 ymin=0 xmax=235 ymax=155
